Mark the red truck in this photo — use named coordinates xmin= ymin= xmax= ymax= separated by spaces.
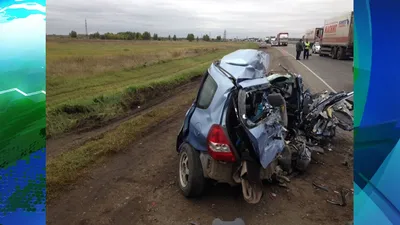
xmin=276 ymin=32 xmax=289 ymax=46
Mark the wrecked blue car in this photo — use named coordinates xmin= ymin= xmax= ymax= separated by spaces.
xmin=176 ymin=49 xmax=290 ymax=203
xmin=175 ymin=49 xmax=354 ymax=204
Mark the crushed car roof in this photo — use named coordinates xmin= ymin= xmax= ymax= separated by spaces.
xmin=216 ymin=49 xmax=270 ymax=81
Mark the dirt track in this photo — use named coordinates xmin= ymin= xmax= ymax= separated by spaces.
xmin=47 ymin=47 xmax=353 ymax=225
xmin=46 ymin=78 xmax=201 ymax=160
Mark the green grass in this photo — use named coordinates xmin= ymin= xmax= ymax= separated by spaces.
xmin=47 ymin=39 xmax=258 ymax=137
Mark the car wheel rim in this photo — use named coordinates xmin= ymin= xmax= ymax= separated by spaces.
xmin=179 ymin=152 xmax=190 ymax=188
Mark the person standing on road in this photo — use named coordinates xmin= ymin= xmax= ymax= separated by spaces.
xmin=303 ymin=39 xmax=310 ymax=60
xmin=296 ymin=39 xmax=303 ymax=60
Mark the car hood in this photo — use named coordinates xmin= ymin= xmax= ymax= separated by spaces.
xmin=217 ymin=49 xmax=270 ymax=81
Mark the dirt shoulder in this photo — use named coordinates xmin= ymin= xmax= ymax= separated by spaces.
xmin=46 ymin=79 xmax=201 ymax=160
xmin=47 ymin=47 xmax=353 ymax=225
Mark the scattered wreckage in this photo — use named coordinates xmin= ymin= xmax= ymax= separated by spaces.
xmin=176 ymin=49 xmax=353 ymax=204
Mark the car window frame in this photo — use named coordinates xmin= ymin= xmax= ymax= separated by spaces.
xmin=196 ymin=72 xmax=218 ymax=109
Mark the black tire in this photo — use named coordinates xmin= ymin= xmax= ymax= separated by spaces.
xmin=178 ymin=143 xmax=205 ymax=197
xmin=331 ymin=47 xmax=338 ymax=59
xmin=337 ymin=47 xmax=346 ymax=60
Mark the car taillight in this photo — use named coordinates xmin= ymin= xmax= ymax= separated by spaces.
xmin=207 ymin=124 xmax=236 ymax=162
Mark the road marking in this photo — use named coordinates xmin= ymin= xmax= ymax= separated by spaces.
xmin=278 ymin=48 xmax=336 ymax=93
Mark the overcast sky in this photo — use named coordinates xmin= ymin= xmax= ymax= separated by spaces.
xmin=46 ymin=0 xmax=353 ymax=38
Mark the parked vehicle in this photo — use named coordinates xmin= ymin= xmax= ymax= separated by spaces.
xmin=258 ymin=42 xmax=268 ymax=48
xmin=319 ymin=11 xmax=354 ymax=59
xmin=312 ymin=42 xmax=321 ymax=54
xmin=265 ymin=37 xmax=270 ymax=44
xmin=176 ymin=50 xmax=354 ymax=204
xmin=276 ymin=32 xmax=289 ymax=46
xmin=270 ymin=36 xmax=278 ymax=46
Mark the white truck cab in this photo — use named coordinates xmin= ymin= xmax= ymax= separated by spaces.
xmin=270 ymin=36 xmax=277 ymax=46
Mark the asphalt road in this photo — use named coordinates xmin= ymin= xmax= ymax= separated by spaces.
xmin=275 ymin=45 xmax=353 ymax=93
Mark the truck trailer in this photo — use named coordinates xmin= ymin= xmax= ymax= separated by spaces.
xmin=276 ymin=32 xmax=289 ymax=46
xmin=319 ymin=11 xmax=354 ymax=60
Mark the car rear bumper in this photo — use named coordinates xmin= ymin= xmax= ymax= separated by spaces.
xmin=200 ymin=152 xmax=237 ymax=185
xmin=199 ymin=152 xmax=279 ymax=185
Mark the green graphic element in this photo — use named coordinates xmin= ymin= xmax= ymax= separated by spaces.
xmin=0 ymin=0 xmax=47 ymax=218
xmin=0 ymin=91 xmax=46 ymax=169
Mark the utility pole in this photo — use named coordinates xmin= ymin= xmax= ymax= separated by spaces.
xmin=85 ymin=18 xmax=88 ymax=38
xmin=223 ymin=30 xmax=226 ymax=41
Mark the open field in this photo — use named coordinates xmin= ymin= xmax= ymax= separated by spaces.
xmin=46 ymin=39 xmax=258 ymax=137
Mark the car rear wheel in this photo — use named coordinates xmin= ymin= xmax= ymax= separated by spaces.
xmin=178 ymin=143 xmax=205 ymax=197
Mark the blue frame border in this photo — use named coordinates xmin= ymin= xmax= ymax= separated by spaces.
xmin=354 ymin=0 xmax=400 ymax=224
xmin=1 ymin=0 xmax=400 ymax=224
xmin=0 ymin=0 xmax=46 ymax=224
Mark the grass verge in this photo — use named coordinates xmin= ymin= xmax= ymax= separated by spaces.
xmin=46 ymin=91 xmax=196 ymax=201
xmin=47 ymin=39 xmax=246 ymax=78
xmin=47 ymin=42 xmax=258 ymax=137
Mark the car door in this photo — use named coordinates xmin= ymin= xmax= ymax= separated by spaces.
xmin=186 ymin=72 xmax=219 ymax=152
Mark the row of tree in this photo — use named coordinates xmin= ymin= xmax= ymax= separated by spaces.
xmin=69 ymin=30 xmax=225 ymax=42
